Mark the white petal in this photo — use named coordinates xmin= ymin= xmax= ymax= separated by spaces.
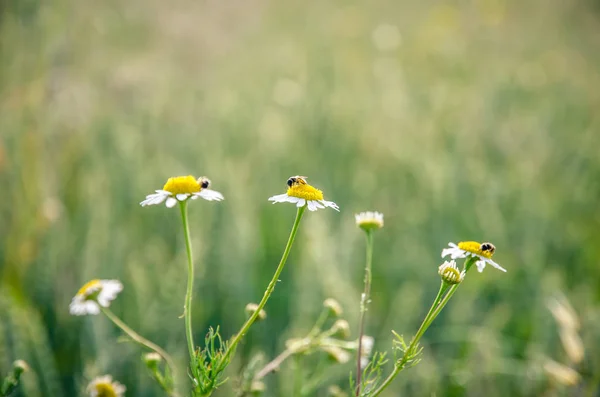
xmin=313 ymin=201 xmax=325 ymax=209
xmin=268 ymin=194 xmax=292 ymax=203
xmin=475 ymin=260 xmax=486 ymax=272
xmin=85 ymin=301 xmax=101 ymax=315
xmin=165 ymin=197 xmax=178 ymax=208
xmin=97 ymin=280 xmax=123 ymax=306
xmin=320 ymin=200 xmax=340 ymax=212
xmin=176 ymin=193 xmax=189 ymax=201
xmin=307 ymin=200 xmax=318 ymax=211
xmin=484 ymin=257 xmax=507 ymax=272
xmin=140 ymin=192 xmax=169 ymax=207
xmin=196 ymin=189 xmax=225 ymax=201
xmin=296 ymin=198 xmax=306 ymax=208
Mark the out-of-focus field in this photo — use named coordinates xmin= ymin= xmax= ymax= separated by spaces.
xmin=1 ymin=0 xmax=600 ymax=395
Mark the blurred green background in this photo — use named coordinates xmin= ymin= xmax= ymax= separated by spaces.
xmin=1 ymin=0 xmax=600 ymax=395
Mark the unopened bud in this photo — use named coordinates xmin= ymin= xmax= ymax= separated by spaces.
xmin=322 ymin=346 xmax=351 ymax=364
xmin=559 ymin=328 xmax=584 ymax=364
xmin=544 ymin=360 xmax=581 ymax=386
xmin=250 ymin=380 xmax=266 ymax=394
xmin=143 ymin=352 xmax=162 ymax=370
xmin=355 ymin=211 xmax=384 ymax=232
xmin=245 ymin=303 xmax=267 ymax=321
xmin=438 ymin=260 xmax=464 ymax=285
xmin=331 ymin=319 xmax=351 ymax=338
xmin=323 ymin=298 xmax=343 ymax=317
xmin=328 ymin=385 xmax=349 ymax=397
xmin=13 ymin=360 xmax=29 ymax=375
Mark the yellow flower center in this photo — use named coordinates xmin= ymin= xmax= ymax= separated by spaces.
xmin=287 ymin=184 xmax=324 ymax=201
xmin=163 ymin=176 xmax=200 ymax=195
xmin=458 ymin=241 xmax=494 ymax=258
xmin=77 ymin=279 xmax=101 ymax=297
xmin=94 ymin=383 xmax=118 ymax=397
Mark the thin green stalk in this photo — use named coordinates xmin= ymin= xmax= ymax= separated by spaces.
xmin=218 ymin=206 xmax=306 ymax=369
xmin=101 ymin=307 xmax=177 ymax=383
xmin=179 ymin=201 xmax=196 ymax=368
xmin=369 ymin=282 xmax=448 ymax=397
xmin=308 ymin=308 xmax=329 ymax=338
xmin=355 ymin=230 xmax=374 ymax=396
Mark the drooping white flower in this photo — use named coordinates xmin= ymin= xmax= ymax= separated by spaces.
xmin=70 ymin=279 xmax=123 ymax=316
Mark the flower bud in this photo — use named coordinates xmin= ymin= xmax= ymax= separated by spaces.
xmin=355 ymin=211 xmax=384 ymax=232
xmin=250 ymin=380 xmax=266 ymax=394
xmin=438 ymin=260 xmax=464 ymax=285
xmin=330 ymin=319 xmax=350 ymax=338
xmin=322 ymin=346 xmax=351 ymax=364
xmin=323 ymin=298 xmax=343 ymax=317
xmin=143 ymin=352 xmax=162 ymax=370
xmin=245 ymin=303 xmax=267 ymax=321
xmin=328 ymin=385 xmax=349 ymax=397
xmin=13 ymin=360 xmax=29 ymax=375
xmin=544 ymin=360 xmax=581 ymax=386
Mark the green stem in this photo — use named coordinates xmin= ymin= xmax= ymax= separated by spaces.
xmin=355 ymin=230 xmax=374 ymax=396
xmin=179 ymin=201 xmax=196 ymax=368
xmin=101 ymin=307 xmax=177 ymax=383
xmin=369 ymin=281 xmax=448 ymax=397
xmin=308 ymin=308 xmax=329 ymax=338
xmin=369 ymin=256 xmax=478 ymax=396
xmin=218 ymin=206 xmax=306 ymax=369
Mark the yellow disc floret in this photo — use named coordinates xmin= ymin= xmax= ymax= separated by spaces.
xmin=458 ymin=241 xmax=494 ymax=258
xmin=77 ymin=279 xmax=101 ymax=296
xmin=163 ymin=175 xmax=201 ymax=195
xmin=93 ymin=382 xmax=118 ymax=397
xmin=287 ymin=184 xmax=324 ymax=201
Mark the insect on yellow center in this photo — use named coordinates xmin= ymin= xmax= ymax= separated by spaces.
xmin=94 ymin=383 xmax=118 ymax=397
xmin=162 ymin=175 xmax=201 ymax=195
xmin=77 ymin=279 xmax=101 ymax=297
xmin=458 ymin=241 xmax=494 ymax=258
xmin=287 ymin=184 xmax=324 ymax=201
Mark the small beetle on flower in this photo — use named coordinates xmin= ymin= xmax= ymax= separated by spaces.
xmin=140 ymin=175 xmax=224 ymax=208
xmin=441 ymin=241 xmax=506 ymax=273
xmin=268 ymin=176 xmax=339 ymax=212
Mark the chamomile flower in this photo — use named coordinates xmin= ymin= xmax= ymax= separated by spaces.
xmin=268 ymin=176 xmax=339 ymax=212
xmin=87 ymin=375 xmax=126 ymax=397
xmin=355 ymin=211 xmax=384 ymax=231
xmin=69 ymin=279 xmax=123 ymax=316
xmin=441 ymin=241 xmax=506 ymax=273
xmin=140 ymin=175 xmax=224 ymax=208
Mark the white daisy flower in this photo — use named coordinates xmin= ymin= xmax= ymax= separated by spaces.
xmin=70 ymin=279 xmax=123 ymax=316
xmin=438 ymin=260 xmax=465 ymax=284
xmin=268 ymin=176 xmax=339 ymax=212
xmin=441 ymin=241 xmax=506 ymax=273
xmin=140 ymin=175 xmax=224 ymax=208
xmin=355 ymin=211 xmax=384 ymax=231
xmin=87 ymin=375 xmax=126 ymax=397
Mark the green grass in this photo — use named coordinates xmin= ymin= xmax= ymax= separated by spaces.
xmin=1 ymin=0 xmax=600 ymax=395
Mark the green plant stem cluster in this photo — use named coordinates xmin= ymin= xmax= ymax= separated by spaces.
xmin=366 ymin=256 xmax=477 ymax=397
xmin=183 ymin=205 xmax=307 ymax=396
